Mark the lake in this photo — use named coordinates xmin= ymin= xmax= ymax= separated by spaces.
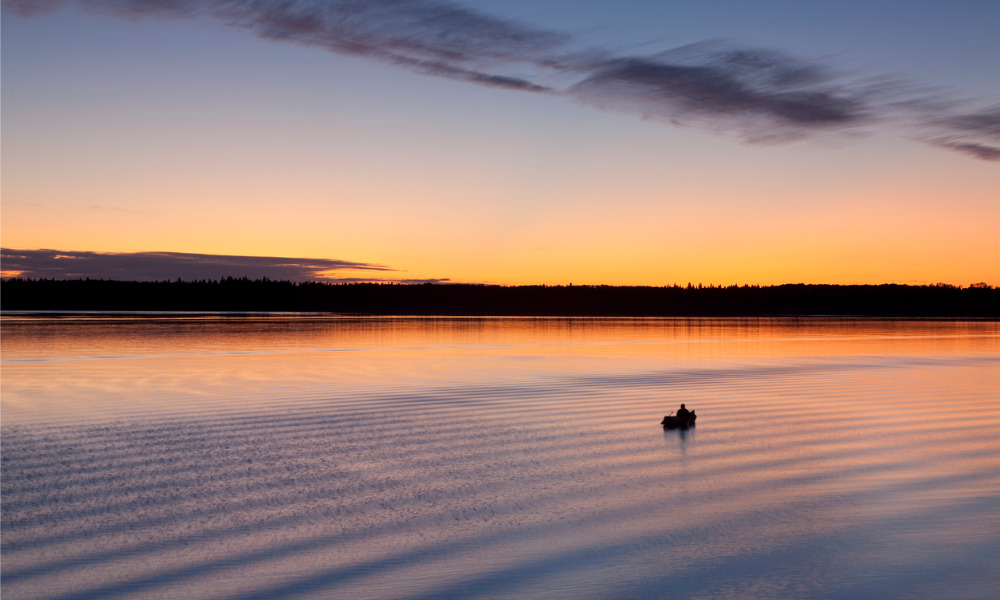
xmin=2 ymin=316 xmax=998 ymax=599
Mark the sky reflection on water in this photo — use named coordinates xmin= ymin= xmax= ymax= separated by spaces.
xmin=2 ymin=317 xmax=998 ymax=599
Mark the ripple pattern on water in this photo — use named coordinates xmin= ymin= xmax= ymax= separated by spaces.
xmin=2 ymin=318 xmax=999 ymax=599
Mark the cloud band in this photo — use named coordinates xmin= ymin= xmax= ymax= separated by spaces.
xmin=5 ymin=0 xmax=999 ymax=160
xmin=0 ymin=248 xmax=410 ymax=282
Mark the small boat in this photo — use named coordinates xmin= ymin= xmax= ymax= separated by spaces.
xmin=661 ymin=412 xmax=696 ymax=429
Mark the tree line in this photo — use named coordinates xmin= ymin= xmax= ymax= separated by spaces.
xmin=2 ymin=278 xmax=998 ymax=317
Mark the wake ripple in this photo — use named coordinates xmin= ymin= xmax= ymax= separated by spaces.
xmin=3 ymin=355 xmax=999 ymax=599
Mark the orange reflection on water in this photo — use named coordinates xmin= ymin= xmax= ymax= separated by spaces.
xmin=1 ymin=316 xmax=997 ymax=425
xmin=1 ymin=316 xmax=998 ymax=599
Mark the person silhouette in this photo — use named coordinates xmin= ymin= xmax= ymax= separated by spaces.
xmin=676 ymin=404 xmax=691 ymax=419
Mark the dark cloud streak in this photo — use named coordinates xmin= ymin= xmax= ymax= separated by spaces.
xmin=566 ymin=46 xmax=872 ymax=143
xmin=6 ymin=0 xmax=999 ymax=160
xmin=924 ymin=106 xmax=1000 ymax=162
xmin=0 ymin=248 xmax=403 ymax=282
xmin=932 ymin=141 xmax=1000 ymax=162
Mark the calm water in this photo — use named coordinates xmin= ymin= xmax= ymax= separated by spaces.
xmin=2 ymin=316 xmax=999 ymax=599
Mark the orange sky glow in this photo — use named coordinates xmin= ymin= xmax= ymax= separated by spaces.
xmin=3 ymin=3 xmax=998 ymax=286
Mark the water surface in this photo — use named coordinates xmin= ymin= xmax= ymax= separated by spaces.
xmin=2 ymin=316 xmax=998 ymax=599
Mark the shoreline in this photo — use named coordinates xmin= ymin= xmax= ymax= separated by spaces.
xmin=3 ymin=280 xmax=999 ymax=317
xmin=3 ymin=311 xmax=998 ymax=322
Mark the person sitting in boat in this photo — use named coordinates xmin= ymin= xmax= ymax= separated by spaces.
xmin=676 ymin=404 xmax=691 ymax=419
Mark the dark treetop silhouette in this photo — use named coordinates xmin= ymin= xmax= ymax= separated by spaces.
xmin=2 ymin=279 xmax=998 ymax=317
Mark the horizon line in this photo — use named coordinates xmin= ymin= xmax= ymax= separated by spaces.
xmin=2 ymin=277 xmax=996 ymax=291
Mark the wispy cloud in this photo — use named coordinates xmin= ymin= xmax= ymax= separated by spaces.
xmin=0 ymin=248 xmax=420 ymax=282
xmin=923 ymin=105 xmax=1000 ymax=161
xmin=6 ymin=0 xmax=999 ymax=160
xmin=565 ymin=44 xmax=878 ymax=143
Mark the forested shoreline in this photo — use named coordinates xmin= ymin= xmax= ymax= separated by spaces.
xmin=3 ymin=278 xmax=998 ymax=317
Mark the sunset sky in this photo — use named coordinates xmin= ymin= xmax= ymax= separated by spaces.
xmin=3 ymin=0 xmax=998 ymax=286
